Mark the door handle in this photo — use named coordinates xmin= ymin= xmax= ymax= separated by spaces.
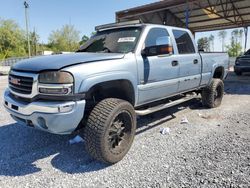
xmin=193 ymin=59 xmax=198 ymax=64
xmin=172 ymin=60 xmax=179 ymax=66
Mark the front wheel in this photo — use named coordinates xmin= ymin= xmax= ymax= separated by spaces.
xmin=84 ymin=98 xmax=136 ymax=164
xmin=201 ymin=79 xmax=224 ymax=108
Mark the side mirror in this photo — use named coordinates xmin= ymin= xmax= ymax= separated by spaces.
xmin=141 ymin=36 xmax=173 ymax=57
xmin=142 ymin=44 xmax=173 ymax=57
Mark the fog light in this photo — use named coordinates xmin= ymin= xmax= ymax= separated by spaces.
xmin=58 ymin=103 xmax=75 ymax=113
xmin=37 ymin=117 xmax=48 ymax=129
xmin=39 ymin=87 xmax=71 ymax=95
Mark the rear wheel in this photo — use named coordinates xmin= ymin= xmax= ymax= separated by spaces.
xmin=84 ymin=98 xmax=136 ymax=164
xmin=202 ymin=79 xmax=224 ymax=108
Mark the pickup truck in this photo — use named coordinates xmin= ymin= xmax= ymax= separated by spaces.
xmin=234 ymin=49 xmax=250 ymax=75
xmin=4 ymin=21 xmax=229 ymax=164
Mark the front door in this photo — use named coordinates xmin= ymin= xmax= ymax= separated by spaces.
xmin=136 ymin=27 xmax=180 ymax=105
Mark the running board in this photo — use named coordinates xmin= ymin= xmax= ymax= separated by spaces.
xmin=135 ymin=94 xmax=197 ymax=116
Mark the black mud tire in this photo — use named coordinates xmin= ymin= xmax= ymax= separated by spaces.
xmin=201 ymin=79 xmax=224 ymax=108
xmin=235 ymin=71 xmax=242 ymax=76
xmin=84 ymin=98 xmax=136 ymax=164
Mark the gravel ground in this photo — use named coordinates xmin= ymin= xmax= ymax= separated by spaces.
xmin=0 ymin=71 xmax=250 ymax=188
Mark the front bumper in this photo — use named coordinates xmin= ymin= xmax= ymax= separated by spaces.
xmin=3 ymin=89 xmax=85 ymax=134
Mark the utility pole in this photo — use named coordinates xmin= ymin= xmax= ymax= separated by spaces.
xmin=24 ymin=1 xmax=31 ymax=57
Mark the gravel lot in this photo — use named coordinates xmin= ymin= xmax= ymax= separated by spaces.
xmin=0 ymin=71 xmax=250 ymax=188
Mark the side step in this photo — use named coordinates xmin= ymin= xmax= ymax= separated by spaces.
xmin=135 ymin=93 xmax=198 ymax=116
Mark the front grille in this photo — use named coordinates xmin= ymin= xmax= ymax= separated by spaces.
xmin=9 ymin=74 xmax=33 ymax=94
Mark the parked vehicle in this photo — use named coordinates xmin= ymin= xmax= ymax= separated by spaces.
xmin=234 ymin=49 xmax=250 ymax=75
xmin=4 ymin=21 xmax=229 ymax=163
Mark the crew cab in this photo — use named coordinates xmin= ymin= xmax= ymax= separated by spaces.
xmin=234 ymin=49 xmax=250 ymax=75
xmin=4 ymin=21 xmax=229 ymax=163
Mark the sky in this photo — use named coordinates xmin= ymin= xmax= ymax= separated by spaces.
xmin=0 ymin=0 xmax=249 ymax=51
xmin=0 ymin=0 xmax=155 ymax=42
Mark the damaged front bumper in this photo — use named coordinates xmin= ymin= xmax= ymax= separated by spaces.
xmin=3 ymin=89 xmax=85 ymax=135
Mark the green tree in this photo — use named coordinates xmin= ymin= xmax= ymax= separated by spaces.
xmin=226 ymin=29 xmax=243 ymax=57
xmin=0 ymin=18 xmax=27 ymax=60
xmin=91 ymin=31 xmax=96 ymax=37
xmin=218 ymin=30 xmax=227 ymax=52
xmin=48 ymin=24 xmax=80 ymax=52
xmin=79 ymin=35 xmax=89 ymax=46
xmin=30 ymin=29 xmax=39 ymax=56
xmin=239 ymin=29 xmax=243 ymax=50
xmin=197 ymin=37 xmax=210 ymax=52
xmin=208 ymin=34 xmax=215 ymax=52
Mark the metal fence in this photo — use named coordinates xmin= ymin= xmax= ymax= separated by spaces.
xmin=0 ymin=57 xmax=29 ymax=66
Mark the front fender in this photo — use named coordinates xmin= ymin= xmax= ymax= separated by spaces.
xmin=78 ymin=71 xmax=138 ymax=104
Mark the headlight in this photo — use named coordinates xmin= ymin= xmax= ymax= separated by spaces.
xmin=38 ymin=71 xmax=74 ymax=95
xmin=38 ymin=71 xmax=73 ymax=84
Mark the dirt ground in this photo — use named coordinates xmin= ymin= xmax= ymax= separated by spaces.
xmin=0 ymin=71 xmax=249 ymax=188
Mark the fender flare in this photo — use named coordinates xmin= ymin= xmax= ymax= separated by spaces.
xmin=78 ymin=71 xmax=138 ymax=104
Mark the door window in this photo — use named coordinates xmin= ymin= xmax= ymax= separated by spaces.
xmin=145 ymin=28 xmax=170 ymax=48
xmin=173 ymin=30 xmax=195 ymax=54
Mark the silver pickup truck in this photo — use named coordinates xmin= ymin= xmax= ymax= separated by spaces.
xmin=4 ymin=21 xmax=229 ymax=163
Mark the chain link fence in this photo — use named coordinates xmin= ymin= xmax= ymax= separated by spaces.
xmin=0 ymin=57 xmax=29 ymax=66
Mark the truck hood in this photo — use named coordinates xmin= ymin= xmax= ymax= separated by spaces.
xmin=12 ymin=52 xmax=125 ymax=72
xmin=237 ymin=54 xmax=250 ymax=65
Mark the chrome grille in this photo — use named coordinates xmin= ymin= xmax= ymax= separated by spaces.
xmin=9 ymin=74 xmax=33 ymax=94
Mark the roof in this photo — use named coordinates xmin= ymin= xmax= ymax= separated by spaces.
xmin=116 ymin=0 xmax=250 ymax=32
xmin=94 ymin=20 xmax=192 ymax=33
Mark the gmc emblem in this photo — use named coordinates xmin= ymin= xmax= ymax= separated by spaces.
xmin=9 ymin=77 xmax=21 ymax=85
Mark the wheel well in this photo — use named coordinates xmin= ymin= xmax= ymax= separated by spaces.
xmin=85 ymin=80 xmax=135 ymax=106
xmin=213 ymin=67 xmax=224 ymax=79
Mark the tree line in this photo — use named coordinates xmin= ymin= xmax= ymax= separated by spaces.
xmin=0 ymin=17 xmax=247 ymax=60
xmin=197 ymin=29 xmax=244 ymax=57
xmin=0 ymin=17 xmax=90 ymax=60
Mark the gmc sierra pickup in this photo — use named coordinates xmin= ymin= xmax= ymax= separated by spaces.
xmin=4 ymin=21 xmax=229 ymax=163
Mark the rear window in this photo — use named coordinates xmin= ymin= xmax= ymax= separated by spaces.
xmin=173 ymin=30 xmax=195 ymax=54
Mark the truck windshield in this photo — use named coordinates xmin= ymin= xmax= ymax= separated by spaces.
xmin=245 ymin=49 xmax=250 ymax=55
xmin=77 ymin=27 xmax=142 ymax=53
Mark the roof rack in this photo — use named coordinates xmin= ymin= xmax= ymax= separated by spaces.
xmin=95 ymin=20 xmax=142 ymax=31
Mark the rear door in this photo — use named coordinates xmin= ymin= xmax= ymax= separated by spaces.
xmin=172 ymin=29 xmax=201 ymax=92
xmin=136 ymin=27 xmax=180 ymax=104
